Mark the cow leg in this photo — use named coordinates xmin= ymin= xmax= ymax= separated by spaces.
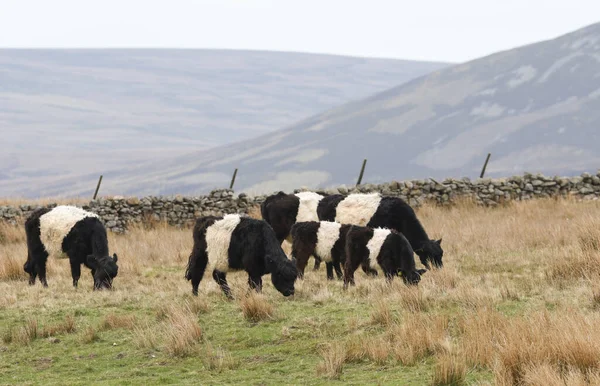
xmin=333 ymin=262 xmax=344 ymax=280
xmin=36 ymin=260 xmax=48 ymax=288
xmin=70 ymin=260 xmax=81 ymax=288
xmin=247 ymin=274 xmax=263 ymax=293
xmin=325 ymin=262 xmax=334 ymax=280
xmin=313 ymin=256 xmax=321 ymax=271
xmin=185 ymin=241 xmax=208 ymax=296
xmin=213 ymin=270 xmax=232 ymax=299
xmin=189 ymin=255 xmax=208 ymax=297
xmin=28 ymin=269 xmax=37 ymax=286
xmin=361 ymin=263 xmax=378 ymax=277
xmin=343 ymin=259 xmax=360 ymax=290
xmin=291 ymin=242 xmax=311 ymax=280
xmin=295 ymin=257 xmax=309 ymax=280
xmin=378 ymin=260 xmax=396 ymax=283
xmin=24 ymin=224 xmax=47 ymax=286
xmin=24 ymin=253 xmax=37 ymax=286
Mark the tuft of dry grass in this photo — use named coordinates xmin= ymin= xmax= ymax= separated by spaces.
xmin=395 ymin=285 xmax=430 ymax=313
xmin=0 ymin=222 xmax=25 ymax=245
xmin=185 ymin=298 xmax=210 ymax=315
xmin=80 ymin=326 xmax=100 ymax=344
xmin=40 ymin=315 xmax=77 ymax=337
xmin=133 ymin=321 xmax=160 ymax=350
xmin=0 ymin=254 xmax=26 ymax=281
xmin=432 ymin=353 xmax=467 ymax=386
xmin=316 ymin=342 xmax=347 ymax=379
xmin=11 ymin=318 xmax=39 ymax=345
xmin=459 ymin=308 xmax=505 ymax=368
xmin=519 ymin=364 xmax=600 ymax=386
xmin=202 ymin=343 xmax=237 ymax=372
xmin=100 ymin=313 xmax=137 ymax=331
xmin=162 ymin=305 xmax=203 ymax=357
xmin=592 ymin=286 xmax=600 ymax=310
xmin=461 ymin=308 xmax=600 ymax=385
xmin=389 ymin=314 xmax=450 ymax=366
xmin=370 ymin=299 xmax=394 ymax=326
xmin=239 ymin=292 xmax=275 ymax=322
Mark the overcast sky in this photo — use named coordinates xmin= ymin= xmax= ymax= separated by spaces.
xmin=1 ymin=0 xmax=598 ymax=62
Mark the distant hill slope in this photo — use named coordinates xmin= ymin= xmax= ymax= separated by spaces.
xmin=6 ymin=21 xmax=600 ymax=198
xmin=0 ymin=49 xmax=448 ymax=195
xmin=60 ymin=21 xmax=600 ymax=198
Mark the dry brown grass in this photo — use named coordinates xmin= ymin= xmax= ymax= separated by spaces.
xmin=202 ymin=343 xmax=237 ymax=371
xmin=40 ymin=315 xmax=77 ymax=337
xmin=388 ymin=313 xmax=450 ymax=366
xmin=460 ymin=307 xmax=600 ymax=384
xmin=80 ymin=325 xmax=100 ymax=343
xmin=133 ymin=321 xmax=160 ymax=350
xmin=316 ymin=342 xmax=347 ymax=379
xmin=12 ymin=317 xmax=39 ymax=345
xmin=239 ymin=291 xmax=275 ymax=322
xmin=162 ymin=304 xmax=203 ymax=357
xmin=0 ymin=222 xmax=25 ymax=245
xmin=432 ymin=353 xmax=467 ymax=386
xmin=100 ymin=313 xmax=137 ymax=331
xmin=0 ymin=254 xmax=27 ymax=281
xmin=0 ymin=197 xmax=90 ymax=206
xmin=369 ymin=299 xmax=394 ymax=326
xmin=2 ymin=197 xmax=600 ymax=383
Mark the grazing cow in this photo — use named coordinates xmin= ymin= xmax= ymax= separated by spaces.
xmin=318 ymin=193 xmax=444 ymax=268
xmin=343 ymin=225 xmax=426 ymax=288
xmin=260 ymin=191 xmax=325 ymax=244
xmin=185 ymin=214 xmax=298 ymax=298
xmin=290 ymin=221 xmax=377 ymax=280
xmin=24 ymin=206 xmax=119 ymax=290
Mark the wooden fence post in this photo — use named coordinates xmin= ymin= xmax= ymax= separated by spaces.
xmin=93 ymin=175 xmax=103 ymax=200
xmin=229 ymin=168 xmax=238 ymax=190
xmin=356 ymin=159 xmax=367 ymax=186
xmin=480 ymin=153 xmax=491 ymax=178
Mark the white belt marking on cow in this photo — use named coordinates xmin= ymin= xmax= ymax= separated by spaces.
xmin=315 ymin=221 xmax=342 ymax=263
xmin=206 ymin=214 xmax=242 ymax=272
xmin=366 ymin=228 xmax=391 ymax=269
xmin=39 ymin=206 xmax=99 ymax=258
xmin=294 ymin=192 xmax=323 ymax=222
xmin=335 ymin=193 xmax=381 ymax=226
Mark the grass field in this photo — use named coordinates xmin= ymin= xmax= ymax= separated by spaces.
xmin=2 ymin=198 xmax=600 ymax=385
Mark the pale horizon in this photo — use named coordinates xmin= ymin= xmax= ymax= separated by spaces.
xmin=1 ymin=0 xmax=599 ymax=63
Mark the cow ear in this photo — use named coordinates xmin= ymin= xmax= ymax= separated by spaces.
xmin=86 ymin=255 xmax=98 ymax=268
xmin=436 ymin=238 xmax=442 ymax=245
xmin=112 ymin=253 xmax=118 ymax=263
xmin=417 ymin=269 xmax=428 ymax=276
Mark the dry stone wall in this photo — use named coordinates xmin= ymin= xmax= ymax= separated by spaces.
xmin=2 ymin=172 xmax=600 ymax=233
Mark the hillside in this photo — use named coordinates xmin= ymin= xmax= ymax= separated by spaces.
xmin=6 ymin=21 xmax=600 ymax=197
xmin=83 ymin=21 xmax=599 ymax=197
xmin=0 ymin=49 xmax=447 ymax=196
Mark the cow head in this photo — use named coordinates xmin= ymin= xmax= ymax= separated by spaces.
xmin=271 ymin=261 xmax=298 ymax=297
xmin=87 ymin=253 xmax=119 ymax=290
xmin=400 ymin=268 xmax=427 ymax=285
xmin=415 ymin=239 xmax=443 ymax=269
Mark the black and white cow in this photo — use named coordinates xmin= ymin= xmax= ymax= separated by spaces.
xmin=318 ymin=193 xmax=444 ymax=269
xmin=185 ymin=214 xmax=298 ymax=298
xmin=290 ymin=221 xmax=377 ymax=280
xmin=24 ymin=206 xmax=119 ymax=290
xmin=260 ymin=191 xmax=325 ymax=244
xmin=343 ymin=225 xmax=427 ymax=289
